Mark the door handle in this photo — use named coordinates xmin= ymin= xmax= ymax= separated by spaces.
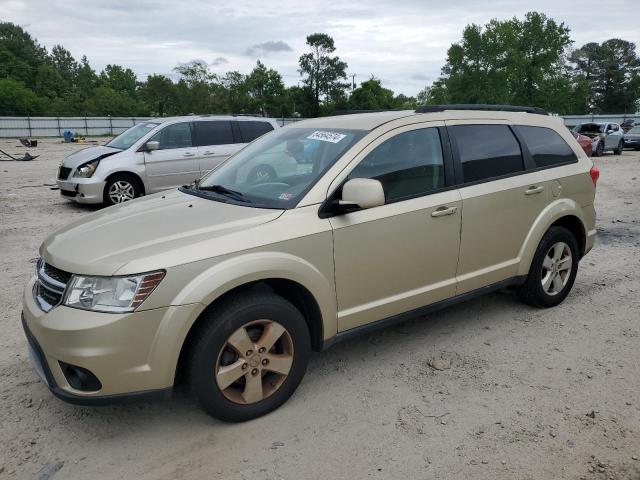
xmin=431 ymin=206 xmax=458 ymax=217
xmin=203 ymin=151 xmax=215 ymax=156
xmin=525 ymin=185 xmax=544 ymax=195
xmin=183 ymin=152 xmax=195 ymax=157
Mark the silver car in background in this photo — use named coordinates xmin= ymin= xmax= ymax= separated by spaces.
xmin=56 ymin=115 xmax=279 ymax=205
xmin=572 ymin=122 xmax=624 ymax=157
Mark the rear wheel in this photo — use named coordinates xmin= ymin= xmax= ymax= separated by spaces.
xmin=187 ymin=291 xmax=310 ymax=422
xmin=104 ymin=173 xmax=142 ymax=206
xmin=518 ymin=226 xmax=579 ymax=308
xmin=614 ymin=140 xmax=624 ymax=155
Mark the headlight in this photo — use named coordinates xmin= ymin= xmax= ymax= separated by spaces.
xmin=73 ymin=159 xmax=100 ymax=178
xmin=63 ymin=271 xmax=165 ymax=313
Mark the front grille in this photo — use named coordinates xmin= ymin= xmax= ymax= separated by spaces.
xmin=34 ymin=259 xmax=71 ymax=312
xmin=58 ymin=166 xmax=72 ymax=180
xmin=60 ymin=189 xmax=76 ymax=197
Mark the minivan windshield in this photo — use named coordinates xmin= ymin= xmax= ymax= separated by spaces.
xmin=188 ymin=127 xmax=366 ymax=209
xmin=106 ymin=122 xmax=160 ymax=150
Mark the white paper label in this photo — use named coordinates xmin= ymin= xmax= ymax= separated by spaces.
xmin=307 ymin=131 xmax=347 ymax=143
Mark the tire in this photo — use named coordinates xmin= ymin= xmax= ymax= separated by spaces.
xmin=248 ymin=165 xmax=276 ymax=184
xmin=104 ymin=173 xmax=142 ymax=206
xmin=187 ymin=291 xmax=311 ymax=422
xmin=517 ymin=226 xmax=579 ymax=308
xmin=594 ymin=140 xmax=604 ymax=157
xmin=614 ymin=141 xmax=624 ymax=155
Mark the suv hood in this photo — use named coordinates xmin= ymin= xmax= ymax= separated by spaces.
xmin=40 ymin=190 xmax=284 ymax=275
xmin=62 ymin=145 xmax=122 ymax=169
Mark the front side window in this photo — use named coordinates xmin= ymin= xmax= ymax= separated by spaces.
xmin=516 ymin=126 xmax=577 ymax=168
xmin=191 ymin=127 xmax=366 ymax=208
xmin=238 ymin=121 xmax=275 ymax=143
xmin=450 ymin=124 xmax=523 ymax=183
xmin=348 ymin=128 xmax=445 ymax=203
xmin=193 ymin=121 xmax=234 ymax=146
xmin=149 ymin=122 xmax=192 ymax=150
xmin=105 ymin=122 xmax=159 ymax=150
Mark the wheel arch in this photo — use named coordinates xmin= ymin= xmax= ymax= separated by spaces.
xmin=517 ymin=199 xmax=588 ymax=277
xmin=104 ymin=170 xmax=146 ymax=196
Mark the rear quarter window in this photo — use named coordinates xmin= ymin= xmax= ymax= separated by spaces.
xmin=515 ymin=126 xmax=577 ymax=168
xmin=449 ymin=124 xmax=524 ymax=183
xmin=238 ymin=121 xmax=274 ymax=143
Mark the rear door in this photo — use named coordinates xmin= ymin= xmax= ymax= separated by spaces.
xmin=447 ymin=121 xmax=549 ymax=294
xmin=193 ymin=120 xmax=238 ymax=175
xmin=143 ymin=121 xmax=199 ymax=193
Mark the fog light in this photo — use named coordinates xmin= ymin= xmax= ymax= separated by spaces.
xmin=59 ymin=361 xmax=102 ymax=391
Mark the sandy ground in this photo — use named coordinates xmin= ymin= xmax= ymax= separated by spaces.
xmin=0 ymin=138 xmax=639 ymax=480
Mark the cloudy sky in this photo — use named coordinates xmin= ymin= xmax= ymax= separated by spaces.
xmin=3 ymin=0 xmax=639 ymax=95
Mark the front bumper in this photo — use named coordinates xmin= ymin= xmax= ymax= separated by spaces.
xmin=57 ymin=178 xmax=105 ymax=204
xmin=22 ymin=276 xmax=203 ymax=403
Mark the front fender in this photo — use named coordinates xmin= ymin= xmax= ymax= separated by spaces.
xmin=516 ymin=198 xmax=587 ymax=277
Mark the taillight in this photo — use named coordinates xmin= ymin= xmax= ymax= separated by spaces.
xmin=590 ymin=166 xmax=600 ymax=186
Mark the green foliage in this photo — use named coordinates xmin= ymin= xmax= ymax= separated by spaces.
xmin=0 ymin=19 xmax=638 ymax=118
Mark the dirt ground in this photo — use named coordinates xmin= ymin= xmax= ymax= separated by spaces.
xmin=0 ymin=137 xmax=639 ymax=480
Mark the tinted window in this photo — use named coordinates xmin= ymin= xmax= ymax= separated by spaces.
xmin=150 ymin=122 xmax=192 ymax=150
xmin=348 ymin=128 xmax=445 ymax=203
xmin=193 ymin=121 xmax=234 ymax=146
xmin=238 ymin=121 xmax=274 ymax=143
xmin=451 ymin=125 xmax=523 ymax=183
xmin=516 ymin=126 xmax=577 ymax=168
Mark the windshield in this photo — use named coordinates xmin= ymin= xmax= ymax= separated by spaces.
xmin=627 ymin=126 xmax=640 ymax=134
xmin=106 ymin=122 xmax=160 ymax=150
xmin=188 ymin=127 xmax=366 ymax=209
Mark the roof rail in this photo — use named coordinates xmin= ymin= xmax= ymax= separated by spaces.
xmin=330 ymin=109 xmax=407 ymax=116
xmin=415 ymin=104 xmax=548 ymax=115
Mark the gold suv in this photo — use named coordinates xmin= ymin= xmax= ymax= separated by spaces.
xmin=22 ymin=105 xmax=598 ymax=421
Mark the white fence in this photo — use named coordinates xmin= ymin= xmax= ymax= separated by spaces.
xmin=0 ymin=116 xmax=304 ymax=138
xmin=562 ymin=114 xmax=640 ymax=128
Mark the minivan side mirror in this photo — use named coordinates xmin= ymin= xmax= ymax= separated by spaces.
xmin=145 ymin=141 xmax=159 ymax=152
xmin=340 ymin=178 xmax=385 ymax=209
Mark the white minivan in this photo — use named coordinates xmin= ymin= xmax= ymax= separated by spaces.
xmin=56 ymin=115 xmax=279 ymax=205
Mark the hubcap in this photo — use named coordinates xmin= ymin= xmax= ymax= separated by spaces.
xmin=215 ymin=320 xmax=294 ymax=404
xmin=108 ymin=180 xmax=135 ymax=203
xmin=541 ymin=241 xmax=572 ymax=296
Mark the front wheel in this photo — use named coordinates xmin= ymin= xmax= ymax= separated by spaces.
xmin=614 ymin=141 xmax=624 ymax=155
xmin=518 ymin=226 xmax=579 ymax=308
xmin=187 ymin=291 xmax=310 ymax=422
xmin=104 ymin=174 xmax=142 ymax=206
xmin=594 ymin=140 xmax=605 ymax=157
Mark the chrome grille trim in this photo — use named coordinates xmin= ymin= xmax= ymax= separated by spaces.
xmin=34 ymin=258 xmax=71 ymax=312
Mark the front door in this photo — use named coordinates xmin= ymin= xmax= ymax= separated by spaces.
xmin=143 ymin=121 xmax=200 ymax=193
xmin=330 ymin=124 xmax=462 ymax=331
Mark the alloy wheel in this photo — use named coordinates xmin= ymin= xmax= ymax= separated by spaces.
xmin=108 ymin=180 xmax=135 ymax=203
xmin=541 ymin=241 xmax=572 ymax=296
xmin=215 ymin=319 xmax=294 ymax=404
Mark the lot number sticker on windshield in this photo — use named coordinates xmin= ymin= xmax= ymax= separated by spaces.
xmin=307 ymin=131 xmax=347 ymax=143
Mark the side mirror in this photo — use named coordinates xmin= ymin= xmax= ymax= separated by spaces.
xmin=340 ymin=178 xmax=385 ymax=209
xmin=145 ymin=141 xmax=159 ymax=152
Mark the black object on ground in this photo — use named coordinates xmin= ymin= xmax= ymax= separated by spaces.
xmin=0 ymin=149 xmax=40 ymax=161
xmin=19 ymin=138 xmax=38 ymax=147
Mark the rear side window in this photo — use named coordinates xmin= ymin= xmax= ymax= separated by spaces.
xmin=348 ymin=128 xmax=445 ymax=203
xmin=450 ymin=125 xmax=523 ymax=183
xmin=193 ymin=121 xmax=234 ymax=146
xmin=238 ymin=121 xmax=274 ymax=143
xmin=516 ymin=126 xmax=577 ymax=168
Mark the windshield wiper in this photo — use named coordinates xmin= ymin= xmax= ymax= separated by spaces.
xmin=197 ymin=184 xmax=250 ymax=203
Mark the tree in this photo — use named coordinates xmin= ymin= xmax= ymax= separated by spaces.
xmin=430 ymin=12 xmax=573 ymax=112
xmin=246 ymin=60 xmax=285 ymax=115
xmin=0 ymin=22 xmax=47 ymax=91
xmin=0 ymin=78 xmax=43 ymax=115
xmin=298 ymin=33 xmax=348 ymax=115
xmin=348 ymin=78 xmax=396 ymax=110
xmin=100 ymin=64 xmax=137 ymax=97
xmin=571 ymin=39 xmax=640 ymax=113
xmin=140 ymin=74 xmax=175 ymax=116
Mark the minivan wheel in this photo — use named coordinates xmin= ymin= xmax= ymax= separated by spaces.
xmin=104 ymin=174 xmax=141 ymax=206
xmin=518 ymin=226 xmax=579 ymax=308
xmin=187 ymin=291 xmax=310 ymax=422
